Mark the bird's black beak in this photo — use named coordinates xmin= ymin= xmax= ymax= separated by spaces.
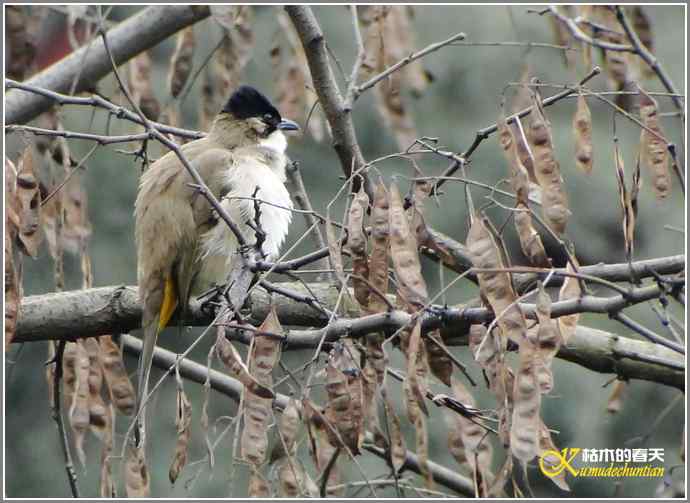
xmin=277 ymin=119 xmax=300 ymax=131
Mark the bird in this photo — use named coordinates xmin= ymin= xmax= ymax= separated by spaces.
xmin=133 ymin=85 xmax=299 ymax=448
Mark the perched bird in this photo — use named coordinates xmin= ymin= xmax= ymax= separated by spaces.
xmin=133 ymin=86 xmax=299 ymax=447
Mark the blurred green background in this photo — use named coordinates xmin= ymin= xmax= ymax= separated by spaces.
xmin=5 ymin=4 xmax=685 ymax=498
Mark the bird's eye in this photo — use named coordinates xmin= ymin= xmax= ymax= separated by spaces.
xmin=263 ymin=113 xmax=273 ymax=122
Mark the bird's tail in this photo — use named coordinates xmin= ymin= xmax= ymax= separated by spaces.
xmin=135 ymin=275 xmax=178 ymax=447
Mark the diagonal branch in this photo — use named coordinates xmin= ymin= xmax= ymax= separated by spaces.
xmin=5 ymin=5 xmax=211 ymax=125
xmin=285 ymin=6 xmax=372 ymax=197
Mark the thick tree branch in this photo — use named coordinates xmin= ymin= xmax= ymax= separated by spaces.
xmin=285 ymin=6 xmax=372 ymax=196
xmin=5 ymin=5 xmax=210 ymax=125
xmin=119 ymin=334 xmax=475 ymax=496
xmin=15 ymin=280 xmax=685 ymax=389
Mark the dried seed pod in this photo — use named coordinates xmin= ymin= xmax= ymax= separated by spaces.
xmin=548 ymin=6 xmax=577 ymax=68
xmin=64 ymin=341 xmax=90 ymax=465
xmin=125 ymin=445 xmax=150 ymax=497
xmin=539 ymin=420 xmax=570 ymax=491
xmin=497 ymin=111 xmax=530 ymax=205
xmin=558 ymin=258 xmax=581 ymax=343
xmin=347 ymin=186 xmax=371 ymax=308
xmin=271 ymin=398 xmax=300 ymax=463
xmin=248 ymin=466 xmax=270 ymax=497
xmin=425 ymin=329 xmax=453 ymax=386
xmin=466 ymin=213 xmax=527 ymax=346
xmin=528 ymin=93 xmax=570 ymax=235
xmin=592 ymin=6 xmax=631 ymax=94
xmin=414 ymin=413 xmax=434 ymax=490
xmin=129 ymin=52 xmax=160 ymax=121
xmin=639 ymin=88 xmax=671 ymax=199
xmin=368 ymin=181 xmax=390 ymax=314
xmin=606 ymin=379 xmax=627 ymax=414
xmin=168 ymin=26 xmax=196 ymax=98
xmin=241 ymin=307 xmax=281 ymax=465
xmin=511 ymin=66 xmax=536 ymax=181
xmin=447 ymin=378 xmax=493 ymax=483
xmin=381 ymin=382 xmax=406 ymax=474
xmin=533 ymin=282 xmax=562 ymax=394
xmin=514 ymin=205 xmax=551 ymax=268
xmin=389 ymin=183 xmax=428 ymax=310
xmin=6 ymin=6 xmax=36 ymax=80
xmin=83 ymin=338 xmax=109 ymax=439
xmin=487 ymin=455 xmax=513 ymax=497
xmin=573 ymin=93 xmax=593 ymax=174
xmin=216 ymin=332 xmax=273 ymax=399
xmin=405 ymin=320 xmax=429 ymax=420
xmin=614 ymin=140 xmax=636 ymax=261
xmin=168 ymin=382 xmax=192 ymax=483
xmin=14 ymin=147 xmax=42 ymax=258
xmin=99 ymin=335 xmax=135 ymax=416
xmin=5 ymin=160 xmax=21 ymax=349
xmin=510 ymin=343 xmax=541 ymax=463
xmin=324 ymin=343 xmax=363 ymax=453
xmin=304 ymin=400 xmax=342 ymax=497
xmin=630 ymin=7 xmax=654 ymax=78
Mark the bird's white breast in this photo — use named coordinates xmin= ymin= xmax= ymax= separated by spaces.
xmin=197 ymin=138 xmax=293 ymax=291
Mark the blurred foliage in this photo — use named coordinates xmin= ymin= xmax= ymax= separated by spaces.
xmin=5 ymin=4 xmax=685 ymax=498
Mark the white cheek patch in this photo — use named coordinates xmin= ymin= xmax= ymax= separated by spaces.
xmin=260 ymin=130 xmax=288 ymax=154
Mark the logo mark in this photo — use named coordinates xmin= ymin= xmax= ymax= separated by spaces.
xmin=540 ymin=448 xmax=581 ymax=478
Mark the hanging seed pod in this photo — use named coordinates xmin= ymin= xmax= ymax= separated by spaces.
xmin=558 ymin=258 xmax=581 ymax=343
xmin=125 ymin=445 xmax=150 ymax=497
xmin=64 ymin=340 xmax=90 ymax=465
xmin=405 ymin=320 xmax=429 ymax=420
xmin=573 ymin=93 xmax=593 ymax=174
xmin=510 ymin=343 xmax=541 ymax=463
xmin=533 ymin=282 xmax=563 ymax=394
xmin=324 ymin=343 xmax=363 ymax=453
xmin=389 ymin=183 xmax=428 ymax=310
xmin=304 ymin=400 xmax=342 ymax=497
xmin=367 ymin=181 xmax=390 ymax=314
xmin=606 ymin=379 xmax=627 ymax=414
xmin=630 ymin=6 xmax=655 ymax=78
xmin=614 ymin=139 xmax=636 ymax=261
xmin=447 ymin=378 xmax=493 ymax=483
xmin=168 ymin=380 xmax=192 ymax=484
xmin=248 ymin=466 xmax=270 ymax=497
xmin=99 ymin=335 xmax=135 ymax=415
xmin=14 ymin=147 xmax=42 ymax=258
xmin=639 ymin=88 xmax=671 ymax=199
xmin=528 ymin=93 xmax=571 ymax=235
xmin=216 ymin=331 xmax=273 ymax=399
xmin=381 ymin=381 xmax=406 ymax=474
xmin=240 ymin=307 xmax=281 ymax=466
xmin=129 ymin=52 xmax=160 ymax=121
xmin=168 ymin=27 xmax=196 ymax=98
xmin=425 ymin=330 xmax=453 ymax=386
xmin=466 ymin=213 xmax=527 ymax=346
xmin=347 ymin=186 xmax=371 ymax=308
xmin=539 ymin=420 xmax=570 ymax=491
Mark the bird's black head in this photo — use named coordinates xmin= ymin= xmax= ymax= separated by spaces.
xmin=222 ymin=85 xmax=299 ymax=136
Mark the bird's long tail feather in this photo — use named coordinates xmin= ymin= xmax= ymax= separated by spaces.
xmin=135 ymin=276 xmax=178 ymax=447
